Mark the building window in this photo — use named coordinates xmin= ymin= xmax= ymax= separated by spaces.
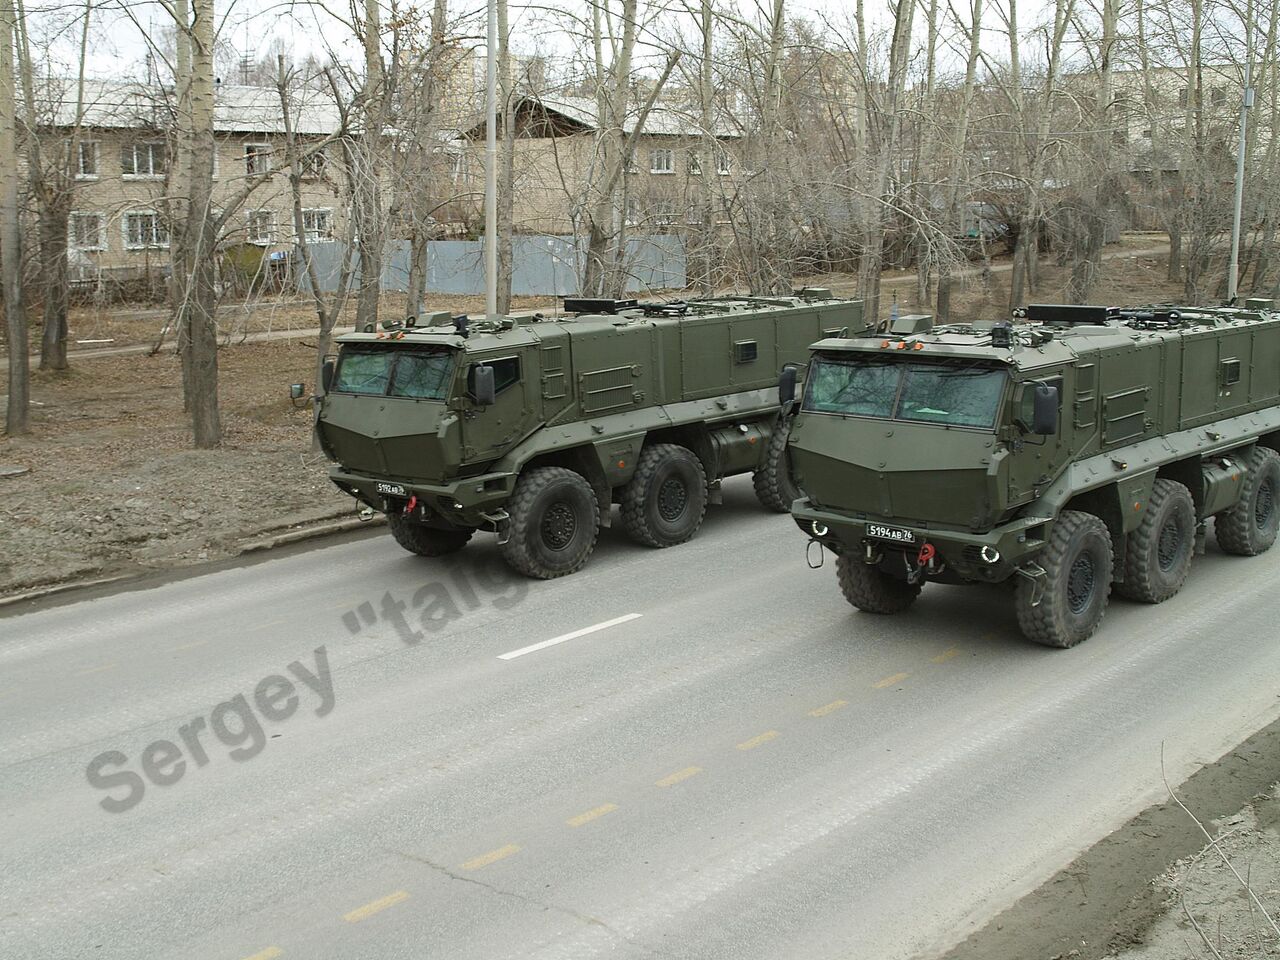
xmin=302 ymin=208 xmax=333 ymax=243
xmin=686 ymin=202 xmax=705 ymax=225
xmin=69 ymin=212 xmax=105 ymax=250
xmin=688 ymin=150 xmax=702 ymax=176
xmin=651 ymin=198 xmax=677 ymax=225
xmin=121 ymin=142 xmax=166 ymax=178
xmin=301 ymin=149 xmax=326 ymax=179
xmin=716 ymin=148 xmax=731 ymax=175
xmin=1212 ymin=86 xmax=1228 ymax=106
xmin=625 ymin=198 xmax=641 ymax=225
xmin=75 ymin=141 xmax=99 ymax=179
xmin=649 ymin=148 xmax=674 ymax=174
xmin=124 ymin=211 xmax=168 ymax=249
xmin=1178 ymin=87 xmax=1189 ymax=107
xmin=625 ymin=154 xmax=640 ymax=175
xmin=245 ymin=143 xmax=273 ymax=175
xmin=247 ymin=210 xmax=276 ymax=244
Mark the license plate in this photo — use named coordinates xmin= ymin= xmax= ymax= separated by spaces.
xmin=375 ymin=482 xmax=407 ymax=497
xmin=867 ymin=523 xmax=917 ymax=544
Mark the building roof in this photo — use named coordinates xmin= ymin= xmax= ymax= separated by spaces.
xmin=460 ymin=92 xmax=740 ymax=140
xmin=38 ymin=78 xmax=343 ymax=136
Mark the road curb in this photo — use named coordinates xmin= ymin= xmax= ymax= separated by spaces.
xmin=0 ymin=512 xmax=388 ymax=611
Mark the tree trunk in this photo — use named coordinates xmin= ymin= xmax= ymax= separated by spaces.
xmin=37 ymin=198 xmax=71 ymax=369
xmin=182 ymin=0 xmax=221 ymax=448
xmin=354 ymin=0 xmax=385 ymax=330
xmin=1 ymin=0 xmax=28 ymax=435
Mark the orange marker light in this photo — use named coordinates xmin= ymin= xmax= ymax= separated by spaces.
xmin=895 ymin=341 xmax=907 ymax=350
xmin=881 ymin=340 xmax=891 ymax=348
xmin=618 ymin=460 xmax=626 ymax=468
xmin=913 ymin=342 xmax=924 ymax=350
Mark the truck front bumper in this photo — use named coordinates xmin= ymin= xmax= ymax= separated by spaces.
xmin=791 ymin=498 xmax=1050 ymax=582
xmin=330 ymin=467 xmax=516 ymax=526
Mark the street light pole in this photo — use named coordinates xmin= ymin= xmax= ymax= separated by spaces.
xmin=484 ymin=0 xmax=498 ymax=319
xmin=1227 ymin=2 xmax=1254 ymax=303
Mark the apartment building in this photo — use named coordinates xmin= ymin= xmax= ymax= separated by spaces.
xmin=37 ymin=79 xmax=346 ymax=282
xmin=457 ymin=94 xmax=740 ymax=237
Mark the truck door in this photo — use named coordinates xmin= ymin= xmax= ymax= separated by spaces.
xmin=461 ymin=352 xmax=534 ymax=463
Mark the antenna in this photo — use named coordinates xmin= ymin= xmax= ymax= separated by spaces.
xmin=484 ymin=0 xmax=498 ymax=320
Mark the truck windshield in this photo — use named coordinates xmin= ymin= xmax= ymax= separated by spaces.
xmin=333 ymin=346 xmax=454 ymax=400
xmin=803 ymin=357 xmax=1007 ymax=429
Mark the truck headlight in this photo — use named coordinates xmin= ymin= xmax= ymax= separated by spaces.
xmin=811 ymin=521 xmax=829 ymax=537
xmin=980 ymin=545 xmax=1001 ymax=564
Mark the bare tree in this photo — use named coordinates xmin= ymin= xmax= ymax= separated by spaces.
xmin=1 ymin=0 xmax=27 ymax=435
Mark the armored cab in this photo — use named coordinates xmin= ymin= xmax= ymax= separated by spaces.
xmin=788 ymin=301 xmax=1280 ymax=648
xmin=316 ymin=291 xmax=864 ymax=578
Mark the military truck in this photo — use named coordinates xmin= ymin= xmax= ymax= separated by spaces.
xmin=786 ymin=301 xmax=1280 ymax=648
xmin=315 ymin=292 xmax=864 ymax=578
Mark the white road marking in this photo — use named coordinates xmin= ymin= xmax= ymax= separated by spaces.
xmin=497 ymin=613 xmax=643 ymax=661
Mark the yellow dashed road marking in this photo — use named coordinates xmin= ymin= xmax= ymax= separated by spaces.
xmin=566 ymin=803 xmax=618 ymax=827
xmin=461 ymin=844 xmax=521 ymax=870
xmin=77 ymin=663 xmax=118 ymax=677
xmin=655 ymin=766 xmax=702 ymax=787
xmin=808 ymin=699 xmax=849 ymax=717
xmin=737 ymin=730 xmax=780 ymax=751
xmin=931 ymin=647 xmax=961 ymax=664
xmin=342 ymin=890 xmax=409 ymax=923
xmin=874 ymin=672 xmax=910 ymax=689
xmin=171 ymin=640 xmax=208 ymax=652
xmin=241 ymin=948 xmax=283 ymax=960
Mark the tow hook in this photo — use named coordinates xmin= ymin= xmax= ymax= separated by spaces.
xmin=1015 ymin=563 xmax=1048 ymax=606
xmin=358 ymin=506 xmax=375 ymax=522
xmin=863 ymin=541 xmax=883 ymax=565
xmin=806 ymin=539 xmax=824 ymax=569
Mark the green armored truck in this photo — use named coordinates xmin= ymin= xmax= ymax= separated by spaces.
xmin=786 ymin=302 xmax=1280 ymax=648
xmin=316 ymin=293 xmax=864 ymax=578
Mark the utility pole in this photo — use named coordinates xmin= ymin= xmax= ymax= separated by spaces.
xmin=484 ymin=0 xmax=498 ymax=319
xmin=1227 ymin=0 xmax=1254 ymax=302
xmin=1 ymin=0 xmax=28 ymax=435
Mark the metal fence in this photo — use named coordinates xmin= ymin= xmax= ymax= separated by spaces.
xmin=301 ymin=234 xmax=686 ymax=296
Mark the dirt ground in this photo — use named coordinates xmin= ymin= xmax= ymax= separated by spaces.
xmin=1108 ymin=785 xmax=1280 ymax=960
xmin=0 ymin=234 xmax=1201 ymax=601
xmin=942 ymin=716 xmax=1280 ymax=960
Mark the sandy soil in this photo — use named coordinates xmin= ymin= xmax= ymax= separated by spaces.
xmin=0 ymin=237 xmax=1198 ymax=600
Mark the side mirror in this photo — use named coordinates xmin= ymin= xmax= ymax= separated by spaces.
xmin=779 ymin=364 xmax=799 ymax=407
xmin=1032 ymin=383 xmax=1060 ymax=435
xmin=289 ymin=383 xmax=305 ymax=400
xmin=473 ymin=364 xmax=496 ymax=406
xmin=321 ymin=359 xmax=335 ymax=393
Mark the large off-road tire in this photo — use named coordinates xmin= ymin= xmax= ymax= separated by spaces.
xmin=1015 ymin=510 xmax=1113 ymax=649
xmin=835 ymin=553 xmax=921 ymax=614
xmin=620 ymin=443 xmax=708 ymax=548
xmin=1215 ymin=446 xmax=1280 ymax=556
xmin=387 ymin=513 xmax=473 ymax=557
xmin=752 ymin=418 xmax=801 ymax=513
xmin=499 ymin=467 xmax=600 ymax=579
xmin=1114 ymin=479 xmax=1195 ymax=603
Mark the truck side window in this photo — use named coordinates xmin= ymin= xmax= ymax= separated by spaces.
xmin=467 ymin=357 xmax=521 ymax=398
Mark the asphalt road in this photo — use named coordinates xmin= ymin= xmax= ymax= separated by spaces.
xmin=3 ymin=474 xmax=1279 ymax=960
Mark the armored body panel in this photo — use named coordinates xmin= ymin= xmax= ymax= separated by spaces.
xmin=789 ymin=302 xmax=1280 ymax=647
xmin=316 ymin=292 xmax=864 ymax=578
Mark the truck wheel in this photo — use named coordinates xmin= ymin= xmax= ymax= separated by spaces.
xmin=1115 ymin=479 xmax=1195 ymax=603
xmin=1015 ymin=510 xmax=1113 ymax=648
xmin=387 ymin=514 xmax=473 ymax=557
xmin=500 ymin=467 xmax=600 ymax=579
xmin=752 ymin=418 xmax=801 ymax=513
xmin=1215 ymin=446 xmax=1280 ymax=556
xmin=835 ymin=554 xmax=921 ymax=614
xmin=620 ymin=443 xmax=708 ymax=548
